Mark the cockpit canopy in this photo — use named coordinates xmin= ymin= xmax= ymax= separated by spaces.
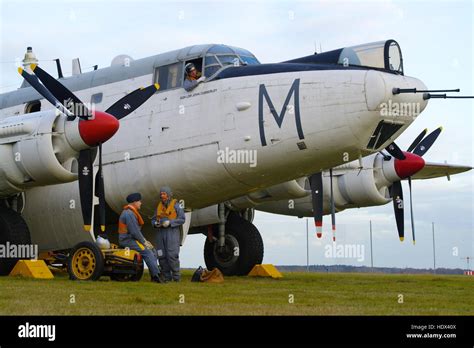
xmin=338 ymin=40 xmax=403 ymax=75
xmin=285 ymin=39 xmax=404 ymax=75
xmin=151 ymin=44 xmax=260 ymax=92
xmin=202 ymin=44 xmax=260 ymax=77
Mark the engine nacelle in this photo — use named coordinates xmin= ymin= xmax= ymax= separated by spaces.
xmin=189 ymin=204 xmax=221 ymax=227
xmin=0 ymin=110 xmax=82 ymax=198
xmin=336 ymin=155 xmax=391 ymax=208
xmin=228 ymin=178 xmax=309 ymax=209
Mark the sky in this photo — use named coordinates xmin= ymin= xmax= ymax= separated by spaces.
xmin=0 ymin=0 xmax=472 ymax=270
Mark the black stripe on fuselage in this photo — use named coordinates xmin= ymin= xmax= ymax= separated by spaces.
xmin=212 ymin=63 xmax=370 ymax=81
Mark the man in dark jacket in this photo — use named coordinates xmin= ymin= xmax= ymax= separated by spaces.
xmin=118 ymin=192 xmax=163 ymax=283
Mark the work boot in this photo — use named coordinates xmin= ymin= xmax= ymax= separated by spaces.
xmin=151 ymin=274 xmax=165 ymax=283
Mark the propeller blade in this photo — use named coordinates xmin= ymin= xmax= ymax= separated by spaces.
xmin=412 ymin=127 xmax=443 ymax=157
xmin=95 ymin=144 xmax=106 ymax=232
xmin=17 ymin=67 xmax=73 ymax=117
xmin=329 ymin=169 xmax=336 ymax=242
xmin=407 ymin=129 xmax=428 ymax=153
xmin=31 ymin=64 xmax=92 ymax=120
xmin=309 ymin=172 xmax=323 ymax=238
xmin=390 ymin=181 xmax=404 ymax=241
xmin=105 ymin=83 xmax=160 ymax=120
xmin=385 ymin=142 xmax=406 ymax=160
xmin=408 ymin=177 xmax=416 ymax=244
xmin=78 ymin=149 xmax=94 ymax=231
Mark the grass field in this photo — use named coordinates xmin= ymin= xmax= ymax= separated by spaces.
xmin=0 ymin=270 xmax=472 ymax=315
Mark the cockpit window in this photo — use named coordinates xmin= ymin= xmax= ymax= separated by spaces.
xmin=204 ymin=55 xmax=219 ymax=65
xmin=217 ymin=55 xmax=240 ymax=66
xmin=205 ymin=65 xmax=221 ymax=77
xmin=232 ymin=47 xmax=254 ymax=57
xmin=207 ymin=45 xmax=234 ymax=54
xmin=387 ymin=41 xmax=402 ymax=73
xmin=240 ymin=56 xmax=259 ymax=65
xmin=338 ymin=42 xmax=384 ymax=68
xmin=337 ymin=40 xmax=403 ymax=75
xmin=203 ymin=45 xmax=260 ymax=78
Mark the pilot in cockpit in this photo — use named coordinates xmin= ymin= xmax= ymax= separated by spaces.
xmin=183 ymin=63 xmax=206 ymax=92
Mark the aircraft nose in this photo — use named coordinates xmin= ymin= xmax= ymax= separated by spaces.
xmin=78 ymin=111 xmax=120 ymax=146
xmin=394 ymin=151 xmax=425 ymax=179
xmin=365 ymin=71 xmax=428 ymax=115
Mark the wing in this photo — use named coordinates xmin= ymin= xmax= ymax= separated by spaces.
xmin=411 ymin=162 xmax=473 ymax=180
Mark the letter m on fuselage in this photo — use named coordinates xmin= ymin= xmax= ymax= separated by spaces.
xmin=258 ymin=78 xmax=304 ymax=146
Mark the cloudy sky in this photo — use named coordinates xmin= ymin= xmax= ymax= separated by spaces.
xmin=1 ymin=0 xmax=472 ymax=269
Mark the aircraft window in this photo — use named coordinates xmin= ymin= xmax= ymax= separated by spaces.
xmin=217 ymin=55 xmax=241 ymax=66
xmin=204 ymin=55 xmax=219 ymax=65
xmin=154 ymin=62 xmax=182 ymax=91
xmin=387 ymin=41 xmax=403 ymax=74
xmin=232 ymin=47 xmax=254 ymax=57
xmin=205 ymin=65 xmax=221 ymax=77
xmin=153 ymin=68 xmax=160 ymax=88
xmin=339 ymin=42 xmax=384 ymax=69
xmin=166 ymin=63 xmax=180 ymax=88
xmin=90 ymin=93 xmax=103 ymax=105
xmin=240 ymin=56 xmax=260 ymax=65
xmin=337 ymin=40 xmax=403 ymax=75
xmin=207 ymin=45 xmax=234 ymax=54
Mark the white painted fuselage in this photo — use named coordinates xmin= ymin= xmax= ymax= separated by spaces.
xmin=0 ymin=63 xmax=427 ymax=251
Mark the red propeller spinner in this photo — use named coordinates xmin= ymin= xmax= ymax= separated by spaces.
xmin=78 ymin=111 xmax=120 ymax=147
xmin=394 ymin=151 xmax=425 ymax=179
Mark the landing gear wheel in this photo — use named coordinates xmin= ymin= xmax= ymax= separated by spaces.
xmin=110 ymin=255 xmax=144 ymax=282
xmin=68 ymin=241 xmax=104 ymax=281
xmin=0 ymin=207 xmax=32 ymax=276
xmin=204 ymin=212 xmax=264 ymax=276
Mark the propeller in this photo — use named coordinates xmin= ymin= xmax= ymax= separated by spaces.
xmin=95 ymin=144 xmax=106 ymax=232
xmin=31 ymin=64 xmax=92 ymax=120
xmin=408 ymin=176 xmax=415 ymax=243
xmin=412 ymin=127 xmax=442 ymax=157
xmin=85 ymin=84 xmax=159 ymax=231
xmin=329 ymin=169 xmax=336 ymax=242
xmin=19 ymin=64 xmax=159 ymax=233
xmin=385 ymin=142 xmax=406 ymax=160
xmin=406 ymin=128 xmax=427 ymax=153
xmin=78 ymin=149 xmax=94 ymax=231
xmin=389 ymin=127 xmax=443 ymax=244
xmin=390 ymin=180 xmax=404 ymax=241
xmin=308 ymin=172 xmax=323 ymax=238
xmin=105 ymin=84 xmax=159 ymax=120
xmin=17 ymin=67 xmax=74 ymax=118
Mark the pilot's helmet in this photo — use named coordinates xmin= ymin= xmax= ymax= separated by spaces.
xmin=185 ymin=63 xmax=196 ymax=74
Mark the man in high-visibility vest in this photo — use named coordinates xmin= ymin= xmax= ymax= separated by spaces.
xmin=118 ymin=192 xmax=163 ymax=283
xmin=152 ymin=186 xmax=185 ymax=282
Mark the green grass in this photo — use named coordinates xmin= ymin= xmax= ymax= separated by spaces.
xmin=0 ymin=270 xmax=472 ymax=315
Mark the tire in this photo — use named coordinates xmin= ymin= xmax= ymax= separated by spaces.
xmin=68 ymin=241 xmax=104 ymax=281
xmin=0 ymin=208 xmax=32 ymax=276
xmin=130 ymin=258 xmax=144 ymax=281
xmin=110 ymin=255 xmax=144 ymax=282
xmin=204 ymin=212 xmax=264 ymax=276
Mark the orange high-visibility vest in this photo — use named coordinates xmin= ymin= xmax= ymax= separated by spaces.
xmin=118 ymin=204 xmax=144 ymax=234
xmin=156 ymin=199 xmax=177 ymax=220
